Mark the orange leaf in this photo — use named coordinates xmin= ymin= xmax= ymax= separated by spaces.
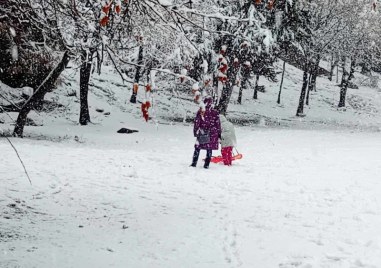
xmin=219 ymin=64 xmax=228 ymax=73
xmin=133 ymin=83 xmax=139 ymax=93
xmin=100 ymin=16 xmax=109 ymax=26
xmin=218 ymin=76 xmax=227 ymax=83
xmin=102 ymin=4 xmax=111 ymax=14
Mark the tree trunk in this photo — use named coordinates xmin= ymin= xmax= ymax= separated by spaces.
xmin=13 ymin=51 xmax=70 ymax=137
xmin=130 ymin=45 xmax=144 ymax=103
xmin=306 ymin=56 xmax=320 ymax=107
xmin=237 ymin=78 xmax=244 ymax=105
xmin=296 ymin=71 xmax=309 ymax=116
xmin=253 ymin=74 xmax=259 ymax=99
xmin=340 ymin=57 xmax=346 ymax=87
xmin=310 ymin=56 xmax=320 ymax=92
xmin=277 ymin=61 xmax=286 ymax=104
xmin=237 ymin=69 xmax=250 ymax=104
xmin=310 ymin=72 xmax=318 ymax=92
xmin=329 ymin=54 xmax=338 ymax=81
xmin=189 ymin=55 xmax=204 ymax=81
xmin=306 ymin=74 xmax=312 ymax=106
xmin=212 ymin=73 xmax=218 ymax=103
xmin=338 ymin=58 xmax=356 ymax=108
xmin=217 ymin=58 xmax=240 ymax=115
xmin=79 ymin=50 xmax=92 ymax=125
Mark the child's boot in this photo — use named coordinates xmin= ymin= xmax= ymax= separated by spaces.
xmin=204 ymin=157 xmax=211 ymax=169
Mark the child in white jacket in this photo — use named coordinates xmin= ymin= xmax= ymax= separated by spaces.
xmin=219 ymin=115 xmax=237 ymax=165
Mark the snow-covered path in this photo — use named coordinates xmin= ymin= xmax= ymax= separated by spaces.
xmin=1 ymin=127 xmax=381 ymax=268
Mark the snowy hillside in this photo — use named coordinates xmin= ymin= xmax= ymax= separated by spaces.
xmin=2 ymin=60 xmax=381 ymax=139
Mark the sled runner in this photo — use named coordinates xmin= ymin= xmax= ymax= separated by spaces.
xmin=203 ymin=148 xmax=243 ymax=164
xmin=209 ymin=153 xmax=243 ymax=163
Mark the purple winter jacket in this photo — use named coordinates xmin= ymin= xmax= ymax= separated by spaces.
xmin=193 ymin=99 xmax=221 ymax=150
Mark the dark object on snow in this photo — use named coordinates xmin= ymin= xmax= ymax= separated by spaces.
xmin=95 ymin=108 xmax=104 ymax=113
xmin=117 ymin=128 xmax=138 ymax=134
xmin=104 ymin=112 xmax=110 ymax=116
xmin=347 ymin=82 xmax=359 ymax=89
xmin=256 ymin=85 xmax=265 ymax=92
xmin=67 ymin=90 xmax=76 ymax=97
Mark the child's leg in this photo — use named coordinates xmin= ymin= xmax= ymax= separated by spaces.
xmin=227 ymin=146 xmax=233 ymax=165
xmin=221 ymin=147 xmax=229 ymax=165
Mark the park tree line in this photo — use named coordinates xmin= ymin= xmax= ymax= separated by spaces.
xmin=1 ymin=0 xmax=381 ymax=137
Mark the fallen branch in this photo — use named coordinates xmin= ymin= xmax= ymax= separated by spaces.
xmin=0 ymin=106 xmax=32 ymax=185
xmin=0 ymin=127 xmax=32 ymax=185
xmin=5 ymin=137 xmax=32 ymax=185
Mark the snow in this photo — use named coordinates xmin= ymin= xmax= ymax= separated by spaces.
xmin=180 ymin=68 xmax=187 ymax=76
xmin=261 ymin=28 xmax=274 ymax=52
xmin=22 ymin=87 xmax=33 ymax=97
xmin=3 ymin=0 xmax=381 ymax=266
xmin=9 ymin=27 xmax=16 ymax=37
xmin=2 ymin=58 xmax=381 ymax=267
xmin=192 ymin=83 xmax=199 ymax=91
xmin=158 ymin=0 xmax=173 ymax=7
xmin=1 ymin=123 xmax=381 ymax=267
xmin=11 ymin=46 xmax=18 ymax=61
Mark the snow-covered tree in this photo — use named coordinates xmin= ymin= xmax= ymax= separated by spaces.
xmin=0 ymin=0 xmax=70 ymax=136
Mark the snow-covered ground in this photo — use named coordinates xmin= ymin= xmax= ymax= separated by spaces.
xmin=2 ymin=120 xmax=381 ymax=267
xmin=2 ymin=61 xmax=381 ymax=267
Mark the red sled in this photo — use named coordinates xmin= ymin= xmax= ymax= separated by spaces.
xmin=207 ymin=153 xmax=243 ymax=163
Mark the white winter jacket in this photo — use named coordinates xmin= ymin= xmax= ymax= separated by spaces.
xmin=220 ymin=115 xmax=237 ymax=148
